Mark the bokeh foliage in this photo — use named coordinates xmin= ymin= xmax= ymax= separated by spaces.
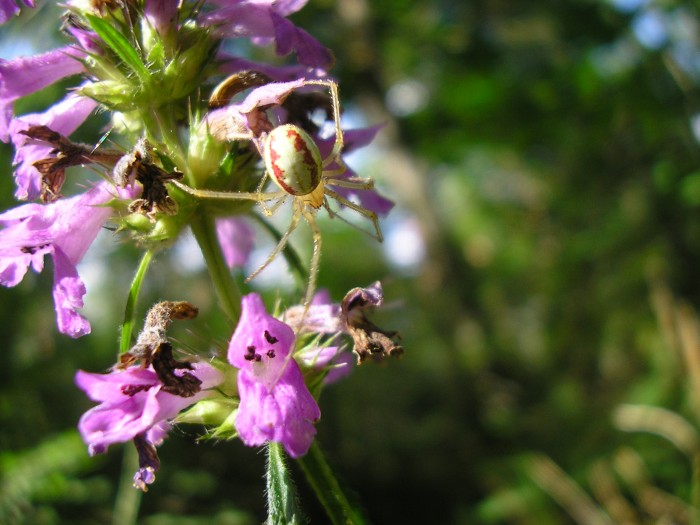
xmin=3 ymin=0 xmax=700 ymax=523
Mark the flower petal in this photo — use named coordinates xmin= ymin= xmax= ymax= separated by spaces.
xmin=227 ymin=293 xmax=296 ymax=380
xmin=75 ymin=362 xmax=221 ymax=455
xmin=216 ymin=217 xmax=255 ymax=269
xmin=0 ymin=182 xmax=126 ymax=336
xmin=0 ymin=47 xmax=85 ymax=141
xmin=235 ymin=366 xmax=320 ymax=457
xmin=271 ymin=12 xmax=333 ymax=69
xmin=51 ymin=246 xmax=90 ymax=338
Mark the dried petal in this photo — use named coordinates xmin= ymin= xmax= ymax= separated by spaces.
xmin=341 ymin=282 xmax=404 ymax=363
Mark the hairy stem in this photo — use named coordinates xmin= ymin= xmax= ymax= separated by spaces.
xmin=266 ymin=442 xmax=303 ymax=525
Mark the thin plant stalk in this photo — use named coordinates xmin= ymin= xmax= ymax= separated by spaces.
xmin=190 ymin=213 xmax=242 ymax=322
xmin=296 ymin=442 xmax=367 ymax=525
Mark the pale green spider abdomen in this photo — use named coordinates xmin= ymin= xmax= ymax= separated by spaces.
xmin=264 ymin=124 xmax=325 ymax=208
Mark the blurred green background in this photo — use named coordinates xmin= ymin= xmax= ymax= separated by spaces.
xmin=3 ymin=0 xmax=700 ymax=523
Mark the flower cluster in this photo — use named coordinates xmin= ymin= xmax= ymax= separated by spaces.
xmin=0 ymin=0 xmax=402 ymax=497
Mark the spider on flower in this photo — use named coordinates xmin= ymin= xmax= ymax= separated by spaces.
xmin=173 ymin=75 xmax=385 ymax=307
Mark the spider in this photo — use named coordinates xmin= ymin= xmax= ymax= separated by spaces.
xmin=173 ymin=78 xmax=384 ymax=307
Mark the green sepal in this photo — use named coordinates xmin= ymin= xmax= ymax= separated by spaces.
xmin=85 ymin=13 xmax=151 ymax=83
xmin=162 ymin=32 xmax=217 ymax=101
xmin=122 ymin=212 xmax=187 ymax=245
xmin=121 ymin=213 xmax=154 ymax=233
xmin=145 ymin=39 xmax=165 ymax=73
xmin=187 ymin=117 xmax=228 ymax=186
xmin=176 ymin=397 xmax=238 ymax=427
xmin=78 ymin=80 xmax=138 ymax=112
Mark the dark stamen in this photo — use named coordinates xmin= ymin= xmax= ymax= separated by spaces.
xmin=121 ymin=384 xmax=152 ymax=396
xmin=266 ymin=349 xmax=276 ymax=358
xmin=263 ymin=330 xmax=278 ymax=344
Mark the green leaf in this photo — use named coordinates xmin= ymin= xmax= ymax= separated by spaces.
xmin=85 ymin=14 xmax=151 ymax=83
xmin=120 ymin=249 xmax=154 ymax=355
xmin=266 ymin=442 xmax=303 ymax=525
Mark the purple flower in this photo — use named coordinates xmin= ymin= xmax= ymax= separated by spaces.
xmin=144 ymin=0 xmax=179 ymax=36
xmin=0 ymin=181 xmax=132 ymax=337
xmin=218 ymin=55 xmax=327 ymax=83
xmin=282 ymin=291 xmax=353 ymax=384
xmin=283 ymin=289 xmax=342 ymax=334
xmin=62 ymin=19 xmax=102 ymax=55
xmin=201 ymin=0 xmax=333 ymax=69
xmin=9 ymin=93 xmax=98 ymax=200
xmin=0 ymin=47 xmax=86 ymax=142
xmin=236 ymin=79 xmax=306 ymax=115
xmin=216 ymin=217 xmax=255 ymax=269
xmin=76 ymin=362 xmax=222 ymax=453
xmin=204 ymin=78 xmax=306 ymax=141
xmin=298 ymin=345 xmax=354 ymax=385
xmin=0 ymin=0 xmax=34 ymax=25
xmin=228 ymin=293 xmax=320 ymax=457
xmin=76 ymin=361 xmax=222 ymax=490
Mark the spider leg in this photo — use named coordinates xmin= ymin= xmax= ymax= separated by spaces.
xmin=304 ymin=79 xmax=345 ymax=167
xmin=322 ymin=196 xmax=337 ymax=219
xmin=300 ymin=205 xmax=322 ymax=314
xmin=264 ymin=193 xmax=289 ymax=217
xmin=244 ymin=202 xmax=302 ymax=283
xmin=324 ymin=176 xmax=375 ymax=191
xmin=320 ymin=159 xmax=348 ymax=177
xmin=265 ymin=205 xmax=321 ymax=385
xmin=256 ymin=170 xmax=273 ymax=215
xmin=171 ymin=179 xmax=285 ymax=203
xmin=324 ymin=187 xmax=383 ymax=242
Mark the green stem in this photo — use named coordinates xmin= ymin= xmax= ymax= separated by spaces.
xmin=266 ymin=442 xmax=303 ymax=525
xmin=112 ymin=445 xmax=141 ymax=525
xmin=296 ymin=442 xmax=367 ymax=525
xmin=190 ymin=212 xmax=242 ymax=322
xmin=119 ymin=249 xmax=154 ymax=355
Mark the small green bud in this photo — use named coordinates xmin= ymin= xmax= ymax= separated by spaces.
xmin=144 ymin=213 xmax=185 ymax=243
xmin=121 ymin=211 xmax=185 ymax=244
xmin=188 ymin=118 xmax=228 ymax=186
xmin=122 ymin=212 xmax=153 ymax=233
xmin=111 ymin=110 xmax=146 ymax=137
xmin=176 ymin=398 xmax=239 ymax=426
xmin=140 ymin=17 xmax=167 ymax=69
xmin=79 ymin=80 xmax=137 ymax=112
xmin=162 ymin=33 xmax=217 ymax=101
